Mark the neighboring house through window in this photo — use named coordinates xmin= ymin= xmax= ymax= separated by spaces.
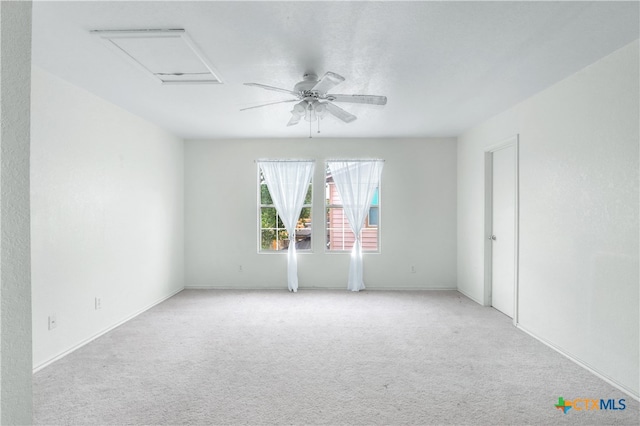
xmin=325 ymin=165 xmax=380 ymax=252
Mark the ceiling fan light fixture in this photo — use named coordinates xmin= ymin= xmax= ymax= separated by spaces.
xmin=313 ymin=101 xmax=327 ymax=118
xmin=292 ymin=102 xmax=306 ymax=116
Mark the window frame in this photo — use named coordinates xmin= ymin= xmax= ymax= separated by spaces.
xmin=257 ymin=165 xmax=313 ymax=254
xmin=324 ymin=164 xmax=381 ymax=254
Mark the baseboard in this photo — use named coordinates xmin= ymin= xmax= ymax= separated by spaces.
xmin=184 ymin=285 xmax=287 ymax=290
xmin=364 ymin=287 xmax=458 ymax=291
xmin=33 ymin=287 xmax=184 ymax=373
xmin=456 ymin=287 xmax=484 ymax=305
xmin=517 ymin=324 xmax=640 ymax=401
xmin=184 ymin=285 xmax=458 ymax=291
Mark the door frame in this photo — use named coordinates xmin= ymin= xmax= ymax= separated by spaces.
xmin=484 ymin=135 xmax=520 ymax=325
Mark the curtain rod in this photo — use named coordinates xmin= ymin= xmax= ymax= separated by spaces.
xmin=254 ymin=159 xmax=316 ymax=163
xmin=254 ymin=159 xmax=385 ymax=163
xmin=325 ymin=159 xmax=385 ymax=162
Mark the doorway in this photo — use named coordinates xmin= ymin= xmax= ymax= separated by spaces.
xmin=484 ymin=136 xmax=519 ymax=322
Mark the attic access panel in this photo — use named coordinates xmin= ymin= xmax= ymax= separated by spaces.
xmin=92 ymin=29 xmax=222 ymax=84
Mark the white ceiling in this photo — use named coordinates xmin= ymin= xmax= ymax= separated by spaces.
xmin=32 ymin=1 xmax=639 ymax=139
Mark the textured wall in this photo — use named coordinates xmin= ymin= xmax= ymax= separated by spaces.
xmin=0 ymin=1 xmax=33 ymax=423
xmin=457 ymin=41 xmax=639 ymax=396
xmin=185 ymin=138 xmax=457 ymax=290
xmin=30 ymin=68 xmax=185 ymax=369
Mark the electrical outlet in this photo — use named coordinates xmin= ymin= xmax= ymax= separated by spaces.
xmin=48 ymin=314 xmax=57 ymax=330
xmin=238 ymin=265 xmax=243 ymax=273
xmin=411 ymin=265 xmax=416 ymax=274
xmin=95 ymin=297 xmax=102 ymax=310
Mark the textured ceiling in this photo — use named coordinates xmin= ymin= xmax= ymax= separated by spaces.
xmin=32 ymin=1 xmax=639 ymax=139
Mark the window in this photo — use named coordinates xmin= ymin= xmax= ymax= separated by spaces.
xmin=367 ymin=188 xmax=379 ymax=227
xmin=259 ymin=169 xmax=312 ymax=252
xmin=325 ymin=165 xmax=380 ymax=252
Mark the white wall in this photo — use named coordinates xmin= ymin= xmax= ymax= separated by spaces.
xmin=185 ymin=138 xmax=456 ymax=290
xmin=457 ymin=40 xmax=639 ymax=396
xmin=30 ymin=68 xmax=185 ymax=369
xmin=0 ymin=1 xmax=33 ymax=423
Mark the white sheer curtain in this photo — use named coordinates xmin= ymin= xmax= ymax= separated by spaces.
xmin=258 ymin=160 xmax=314 ymax=292
xmin=327 ymin=160 xmax=384 ymax=291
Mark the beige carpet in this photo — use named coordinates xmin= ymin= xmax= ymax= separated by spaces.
xmin=34 ymin=290 xmax=638 ymax=425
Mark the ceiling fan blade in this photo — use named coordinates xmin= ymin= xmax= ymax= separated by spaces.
xmin=311 ymin=72 xmax=345 ymax=93
xmin=287 ymin=114 xmax=302 ymax=127
xmin=244 ymin=83 xmax=299 ymax=96
xmin=325 ymin=102 xmax=357 ymax=123
xmin=327 ymin=94 xmax=387 ymax=105
xmin=240 ymin=99 xmax=298 ymax=111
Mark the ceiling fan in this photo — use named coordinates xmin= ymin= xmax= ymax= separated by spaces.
xmin=241 ymin=71 xmax=387 ymax=128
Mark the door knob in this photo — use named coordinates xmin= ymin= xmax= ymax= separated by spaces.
xmin=489 ymin=235 xmax=497 ymax=241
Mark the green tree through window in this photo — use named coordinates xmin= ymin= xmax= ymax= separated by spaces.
xmin=259 ymin=170 xmax=312 ymax=251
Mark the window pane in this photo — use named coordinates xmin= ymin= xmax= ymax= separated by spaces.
xmin=261 ymin=229 xmax=277 ymax=250
xmin=371 ymin=188 xmax=379 ymax=206
xmin=260 ymin=183 xmax=273 ymax=205
xmin=299 ymin=207 xmax=311 ymax=227
xmin=327 ymin=207 xmax=353 ymax=251
xmin=260 ymin=207 xmax=278 ymax=230
xmin=304 ymin=184 xmax=312 ymax=204
xmin=327 ymin=181 xmax=341 ymax=205
xmin=294 ymin=207 xmax=312 ymax=250
xmin=368 ymin=206 xmax=379 ymax=227
xmin=261 ymin=229 xmax=289 ymax=251
xmin=361 ymin=228 xmax=378 ymax=251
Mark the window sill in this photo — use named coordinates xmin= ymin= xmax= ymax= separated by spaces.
xmin=258 ymin=250 xmax=314 ymax=255
xmin=324 ymin=250 xmax=381 ymax=255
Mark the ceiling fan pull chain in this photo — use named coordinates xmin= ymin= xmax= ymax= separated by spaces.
xmin=318 ymin=117 xmax=321 ymax=134
xmin=309 ymin=117 xmax=312 ymax=139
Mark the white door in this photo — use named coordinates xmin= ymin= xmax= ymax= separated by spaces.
xmin=491 ymin=145 xmax=516 ymax=318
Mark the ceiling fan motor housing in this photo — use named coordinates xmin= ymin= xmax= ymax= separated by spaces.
xmin=294 ymin=73 xmax=320 ymax=94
